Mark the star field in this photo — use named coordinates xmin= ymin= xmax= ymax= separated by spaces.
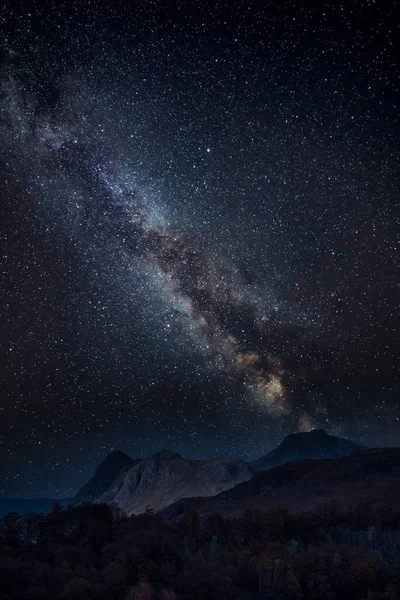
xmin=0 ymin=0 xmax=399 ymax=497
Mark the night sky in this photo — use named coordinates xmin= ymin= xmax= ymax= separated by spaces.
xmin=1 ymin=0 xmax=398 ymax=498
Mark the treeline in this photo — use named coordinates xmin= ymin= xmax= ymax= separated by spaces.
xmin=0 ymin=500 xmax=400 ymax=599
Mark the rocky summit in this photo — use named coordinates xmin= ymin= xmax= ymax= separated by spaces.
xmin=75 ymin=450 xmax=138 ymax=503
xmin=95 ymin=452 xmax=253 ymax=514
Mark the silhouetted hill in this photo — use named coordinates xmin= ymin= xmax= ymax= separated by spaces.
xmin=250 ymin=429 xmax=364 ymax=472
xmin=164 ymin=447 xmax=400 ymax=520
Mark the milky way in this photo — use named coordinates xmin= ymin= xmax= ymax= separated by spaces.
xmin=0 ymin=0 xmax=398 ymax=497
xmin=1 ymin=75 xmax=295 ymax=416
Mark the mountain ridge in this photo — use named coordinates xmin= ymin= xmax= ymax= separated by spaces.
xmin=163 ymin=446 xmax=400 ymax=520
xmin=1 ymin=430 xmax=368 ymax=517
xmin=96 ymin=452 xmax=253 ymax=514
xmin=250 ymin=428 xmax=364 ymax=472
xmin=83 ymin=430 xmax=365 ymax=515
xmin=75 ymin=450 xmax=138 ymax=503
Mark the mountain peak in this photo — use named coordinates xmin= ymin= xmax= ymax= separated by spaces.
xmin=97 ymin=451 xmax=252 ymax=514
xmin=75 ymin=450 xmax=137 ymax=502
xmin=105 ymin=449 xmax=133 ymax=461
xmin=250 ymin=429 xmax=364 ymax=473
xmin=282 ymin=429 xmax=330 ymax=444
xmin=289 ymin=428 xmax=328 ymax=437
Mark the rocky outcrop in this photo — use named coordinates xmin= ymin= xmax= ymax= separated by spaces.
xmin=75 ymin=450 xmax=138 ymax=503
xmin=97 ymin=450 xmax=253 ymax=514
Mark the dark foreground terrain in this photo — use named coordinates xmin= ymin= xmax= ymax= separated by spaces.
xmin=1 ymin=499 xmax=400 ymax=600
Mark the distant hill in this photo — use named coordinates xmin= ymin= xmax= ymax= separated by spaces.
xmin=163 ymin=447 xmax=400 ymax=520
xmin=250 ymin=429 xmax=364 ymax=472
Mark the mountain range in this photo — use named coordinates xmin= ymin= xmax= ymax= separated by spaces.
xmin=78 ymin=429 xmax=364 ymax=515
xmin=94 ymin=450 xmax=253 ymax=514
xmin=1 ymin=429 xmax=385 ymax=518
xmin=164 ymin=446 xmax=400 ymax=520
